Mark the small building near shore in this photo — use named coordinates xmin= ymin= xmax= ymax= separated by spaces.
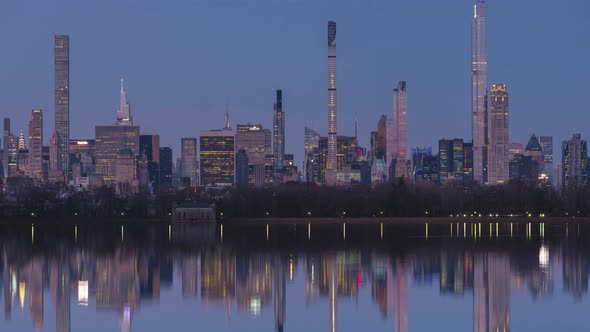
xmin=172 ymin=202 xmax=216 ymax=222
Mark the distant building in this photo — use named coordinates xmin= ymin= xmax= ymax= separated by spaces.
xmin=509 ymin=154 xmax=538 ymax=181
xmin=140 ymin=134 xmax=160 ymax=192
xmin=392 ymin=81 xmax=408 ymax=161
xmin=28 ymin=109 xmax=43 ymax=180
xmin=508 ymin=143 xmax=524 ymax=161
xmin=236 ymin=124 xmax=271 ymax=187
xmin=438 ymin=139 xmax=464 ymax=185
xmin=273 ymin=90 xmax=285 ymax=176
xmin=524 ymin=134 xmax=544 ymax=168
xmin=159 ymin=147 xmax=173 ymax=189
xmin=562 ymin=134 xmax=588 ymax=190
xmin=173 ymin=202 xmax=216 ymax=222
xmin=95 ymin=125 xmax=140 ymax=185
xmin=55 ymin=34 xmax=70 ymax=178
xmin=540 ymin=136 xmax=554 ymax=177
xmin=304 ymin=127 xmax=321 ymax=183
xmin=326 ymin=21 xmax=338 ymax=186
xmin=318 ymin=135 xmax=359 ymax=184
xmin=235 ymin=149 xmax=249 ymax=187
xmin=199 ymin=113 xmax=235 ymax=187
xmin=371 ymin=159 xmax=387 ymax=186
xmin=412 ymin=147 xmax=438 ymax=184
xmin=116 ymin=79 xmax=133 ymax=126
xmin=376 ymin=115 xmax=387 ymax=161
xmin=69 ymin=139 xmax=96 ymax=177
xmin=115 ymin=148 xmax=138 ymax=194
xmin=2 ymin=117 xmax=9 ymax=178
xmin=488 ymin=84 xmax=509 ymax=185
xmin=181 ymin=138 xmax=198 ymax=187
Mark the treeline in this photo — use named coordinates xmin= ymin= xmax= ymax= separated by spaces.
xmin=2 ymin=176 xmax=590 ymax=219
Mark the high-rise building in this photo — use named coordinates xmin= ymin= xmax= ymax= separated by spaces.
xmin=412 ymin=147 xmax=438 ymax=184
xmin=199 ymin=113 xmax=235 ymax=187
xmin=439 ymin=139 xmax=465 ymax=185
xmin=525 ymin=134 xmax=544 ymax=169
xmin=140 ymin=135 xmax=160 ymax=191
xmin=55 ymin=34 xmax=70 ymax=177
xmin=375 ymin=115 xmax=387 ymax=162
xmin=180 ymin=138 xmax=198 ymax=186
xmin=236 ymin=124 xmax=271 ymax=187
xmin=159 ymin=147 xmax=173 ymax=189
xmin=472 ymin=0 xmax=488 ymax=183
xmin=235 ymin=149 xmax=249 ymax=187
xmin=273 ymin=90 xmax=285 ymax=174
xmin=392 ymin=81 xmax=408 ymax=160
xmin=540 ymin=136 xmax=554 ymax=175
xmin=95 ymin=126 xmax=140 ymax=184
xmin=318 ymin=135 xmax=359 ymax=183
xmin=28 ymin=109 xmax=43 ymax=180
xmin=115 ymin=148 xmax=138 ymax=194
xmin=463 ymin=142 xmax=474 ymax=183
xmin=562 ymin=134 xmax=588 ymax=190
xmin=3 ymin=118 xmax=10 ymax=178
xmin=508 ymin=142 xmax=524 ymax=161
xmin=117 ymin=79 xmax=133 ymax=126
xmin=326 ymin=21 xmax=338 ymax=186
xmin=488 ymin=84 xmax=509 ymax=184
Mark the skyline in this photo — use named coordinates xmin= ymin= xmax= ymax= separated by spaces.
xmin=1 ymin=0 xmax=589 ymax=165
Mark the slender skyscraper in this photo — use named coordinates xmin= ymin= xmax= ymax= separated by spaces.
xmin=28 ymin=109 xmax=43 ymax=180
xmin=472 ymin=1 xmax=488 ymax=183
xmin=326 ymin=21 xmax=337 ymax=186
xmin=117 ymin=79 xmax=133 ymax=126
xmin=55 ymin=34 xmax=70 ymax=177
xmin=393 ymin=81 xmax=408 ymax=160
xmin=488 ymin=84 xmax=509 ymax=184
xmin=273 ymin=90 xmax=285 ymax=173
xmin=2 ymin=118 xmax=9 ymax=178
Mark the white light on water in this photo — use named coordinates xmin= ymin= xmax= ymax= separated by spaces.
xmin=539 ymin=245 xmax=549 ymax=268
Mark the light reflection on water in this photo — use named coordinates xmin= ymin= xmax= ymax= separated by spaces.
xmin=0 ymin=221 xmax=588 ymax=331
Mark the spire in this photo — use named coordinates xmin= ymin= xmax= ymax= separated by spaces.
xmin=121 ymin=78 xmax=124 ymax=93
xmin=117 ymin=78 xmax=133 ymax=126
xmin=224 ymin=105 xmax=231 ymax=130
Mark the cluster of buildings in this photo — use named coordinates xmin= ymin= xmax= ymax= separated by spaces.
xmin=1 ymin=1 xmax=589 ymax=195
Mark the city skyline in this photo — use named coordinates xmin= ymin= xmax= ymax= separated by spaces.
xmin=1 ymin=0 xmax=588 ymax=166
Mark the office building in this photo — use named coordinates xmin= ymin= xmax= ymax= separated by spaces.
xmin=236 ymin=124 xmax=271 ymax=187
xmin=488 ymin=84 xmax=509 ymax=184
xmin=140 ymin=135 xmax=160 ymax=191
xmin=95 ymin=125 xmax=140 ymax=184
xmin=115 ymin=148 xmax=138 ymax=194
xmin=412 ymin=147 xmax=438 ymax=184
xmin=28 ymin=109 xmax=43 ymax=180
xmin=472 ymin=0 xmax=488 ymax=183
xmin=540 ymin=136 xmax=554 ymax=175
xmin=304 ymin=127 xmax=321 ymax=183
xmin=2 ymin=118 xmax=9 ymax=178
xmin=439 ymin=139 xmax=464 ymax=185
xmin=562 ymin=134 xmax=588 ymax=190
xmin=55 ymin=34 xmax=70 ymax=177
xmin=509 ymin=154 xmax=538 ymax=181
xmin=392 ymin=81 xmax=408 ymax=160
xmin=273 ymin=90 xmax=285 ymax=174
xmin=326 ymin=21 xmax=338 ymax=185
xmin=181 ymin=138 xmax=198 ymax=186
xmin=318 ymin=135 xmax=359 ymax=183
xmin=235 ymin=149 xmax=249 ymax=187
xmin=159 ymin=147 xmax=173 ymax=189
xmin=199 ymin=113 xmax=235 ymax=187
xmin=524 ymin=134 xmax=544 ymax=169
xmin=376 ymin=115 xmax=387 ymax=161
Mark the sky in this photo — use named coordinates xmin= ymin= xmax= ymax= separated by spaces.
xmin=0 ymin=0 xmax=589 ymax=164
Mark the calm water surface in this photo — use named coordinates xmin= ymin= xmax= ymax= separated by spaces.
xmin=0 ymin=220 xmax=587 ymax=331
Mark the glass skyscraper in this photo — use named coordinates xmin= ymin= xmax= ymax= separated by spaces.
xmin=488 ymin=84 xmax=509 ymax=184
xmin=471 ymin=1 xmax=488 ymax=183
xmin=326 ymin=21 xmax=338 ymax=186
xmin=55 ymin=35 xmax=70 ymax=177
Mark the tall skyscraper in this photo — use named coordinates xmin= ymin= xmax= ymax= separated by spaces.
xmin=376 ymin=115 xmax=387 ymax=161
xmin=95 ymin=126 xmax=140 ymax=184
xmin=159 ymin=147 xmax=173 ymax=189
xmin=471 ymin=0 xmax=488 ymax=183
xmin=181 ymin=138 xmax=198 ymax=186
xmin=540 ymin=136 xmax=554 ymax=176
xmin=28 ymin=109 xmax=43 ymax=180
xmin=562 ymin=134 xmax=588 ymax=190
xmin=236 ymin=124 xmax=271 ymax=187
xmin=55 ymin=34 xmax=70 ymax=177
xmin=140 ymin=135 xmax=160 ymax=191
xmin=117 ymin=79 xmax=133 ymax=126
xmin=273 ymin=90 xmax=285 ymax=173
xmin=488 ymin=84 xmax=509 ymax=184
xmin=2 ymin=118 xmax=10 ymax=178
xmin=326 ymin=21 xmax=338 ymax=186
xmin=392 ymin=81 xmax=408 ymax=160
xmin=199 ymin=113 xmax=235 ymax=187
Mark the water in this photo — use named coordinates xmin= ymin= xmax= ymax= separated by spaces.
xmin=0 ymin=220 xmax=587 ymax=332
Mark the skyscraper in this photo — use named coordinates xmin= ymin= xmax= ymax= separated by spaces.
xmin=199 ymin=113 xmax=235 ymax=187
xmin=28 ymin=109 xmax=43 ymax=180
xmin=326 ymin=21 xmax=338 ymax=186
xmin=117 ymin=79 xmax=133 ymax=126
xmin=540 ymin=136 xmax=554 ymax=176
xmin=273 ymin=90 xmax=285 ymax=173
xmin=236 ymin=124 xmax=271 ymax=187
xmin=562 ymin=134 xmax=588 ymax=190
xmin=2 ymin=118 xmax=10 ymax=178
xmin=376 ymin=115 xmax=387 ymax=161
xmin=95 ymin=126 xmax=140 ymax=184
xmin=472 ymin=0 xmax=488 ymax=183
xmin=55 ymin=34 xmax=70 ymax=178
xmin=488 ymin=84 xmax=509 ymax=184
xmin=159 ymin=147 xmax=173 ymax=189
xmin=181 ymin=138 xmax=198 ymax=186
xmin=140 ymin=135 xmax=160 ymax=191
xmin=392 ymin=81 xmax=408 ymax=160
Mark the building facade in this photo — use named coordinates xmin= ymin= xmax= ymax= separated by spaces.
xmin=199 ymin=116 xmax=235 ymax=187
xmin=95 ymin=125 xmax=140 ymax=184
xmin=55 ymin=34 xmax=70 ymax=178
xmin=562 ymin=134 xmax=588 ymax=190
xmin=392 ymin=81 xmax=408 ymax=161
xmin=326 ymin=21 xmax=338 ymax=186
xmin=28 ymin=109 xmax=43 ymax=180
xmin=488 ymin=84 xmax=509 ymax=184
xmin=181 ymin=138 xmax=198 ymax=187
xmin=273 ymin=90 xmax=285 ymax=175
xmin=236 ymin=124 xmax=271 ymax=187
xmin=472 ymin=0 xmax=488 ymax=183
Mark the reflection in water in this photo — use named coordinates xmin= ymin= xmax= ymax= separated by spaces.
xmin=0 ymin=221 xmax=589 ymax=331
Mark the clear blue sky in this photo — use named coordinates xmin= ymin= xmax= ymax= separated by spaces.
xmin=1 ymin=0 xmax=589 ymax=164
